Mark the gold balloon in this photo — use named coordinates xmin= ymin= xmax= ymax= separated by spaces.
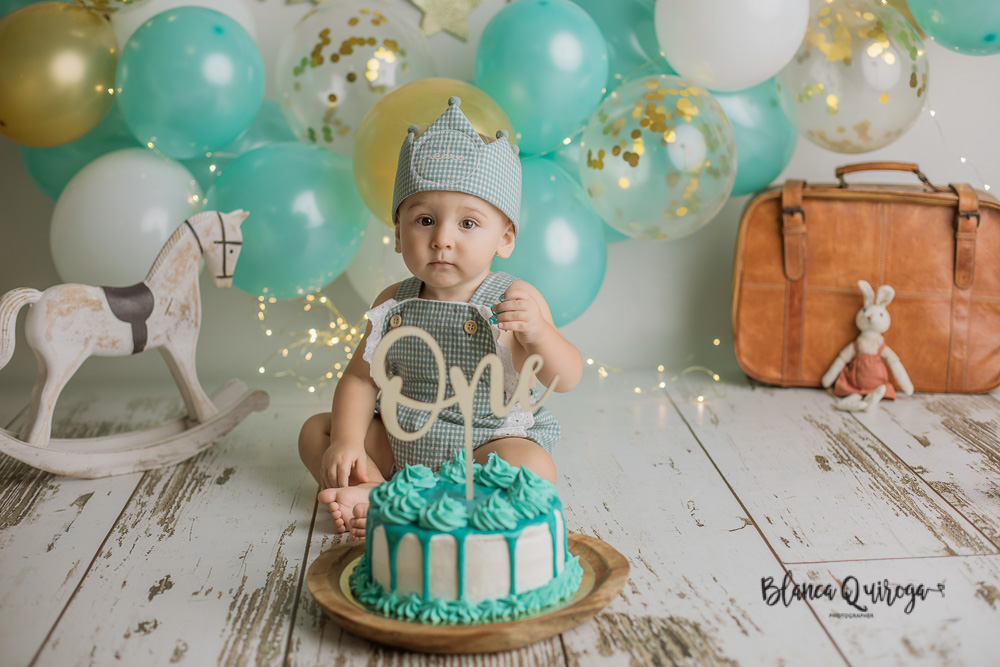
xmin=352 ymin=78 xmax=514 ymax=226
xmin=0 ymin=3 xmax=118 ymax=147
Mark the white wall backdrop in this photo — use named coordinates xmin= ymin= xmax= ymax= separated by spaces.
xmin=1 ymin=0 xmax=998 ymax=400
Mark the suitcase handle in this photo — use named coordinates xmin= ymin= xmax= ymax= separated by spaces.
xmin=835 ymin=161 xmax=948 ymax=191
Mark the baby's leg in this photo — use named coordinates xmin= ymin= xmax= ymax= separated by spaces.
xmin=298 ymin=412 xmax=394 ymax=533
xmin=474 ymin=437 xmax=556 ymax=484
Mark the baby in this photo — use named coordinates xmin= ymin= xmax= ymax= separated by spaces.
xmin=297 ymin=97 xmax=582 ymax=536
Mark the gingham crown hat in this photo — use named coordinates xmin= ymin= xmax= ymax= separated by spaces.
xmin=391 ymin=96 xmax=521 ymax=229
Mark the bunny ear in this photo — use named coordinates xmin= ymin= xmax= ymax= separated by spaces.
xmin=876 ymin=284 xmax=895 ymax=306
xmin=858 ymin=280 xmax=875 ymax=307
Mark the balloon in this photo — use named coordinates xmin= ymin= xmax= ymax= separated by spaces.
xmin=51 ymin=148 xmax=203 ymax=286
xmin=0 ymin=3 xmax=118 ymax=147
xmin=116 ymin=7 xmax=265 ymax=160
xmin=344 ymin=216 xmax=411 ymax=301
xmin=475 ymin=0 xmax=609 ymax=155
xmin=654 ymin=0 xmax=809 ymax=92
xmin=570 ymin=0 xmax=659 ymax=94
xmin=542 ymin=138 xmax=629 ymax=244
xmin=205 ymin=142 xmax=368 ymax=300
xmin=907 ymin=0 xmax=1000 ymax=55
xmin=21 ymin=102 xmax=141 ymax=200
xmin=275 ymin=0 xmax=435 ymax=157
xmin=492 ymin=158 xmax=607 ymax=327
xmin=775 ymin=0 xmax=928 ymax=154
xmin=352 ymin=78 xmax=514 ymax=226
xmin=76 ymin=0 xmax=151 ymax=14
xmin=714 ymin=78 xmax=797 ymax=197
xmin=1 ymin=0 xmax=61 ymax=19
xmin=111 ymin=0 xmax=255 ymax=47
xmin=182 ymin=99 xmax=298 ymax=192
xmin=579 ymin=75 xmax=737 ymax=241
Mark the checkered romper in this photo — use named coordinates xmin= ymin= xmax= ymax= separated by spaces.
xmin=364 ymin=272 xmax=561 ymax=474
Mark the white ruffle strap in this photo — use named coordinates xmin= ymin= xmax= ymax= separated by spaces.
xmin=362 ymin=299 xmax=399 ymax=372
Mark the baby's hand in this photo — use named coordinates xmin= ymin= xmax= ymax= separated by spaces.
xmin=491 ymin=284 xmax=548 ymax=345
xmin=320 ymin=442 xmax=369 ymax=489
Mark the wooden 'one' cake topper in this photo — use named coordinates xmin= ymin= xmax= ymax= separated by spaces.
xmin=371 ymin=325 xmax=557 ymax=500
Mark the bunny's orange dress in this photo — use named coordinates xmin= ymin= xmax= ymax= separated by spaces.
xmin=833 ymin=341 xmax=896 ymax=399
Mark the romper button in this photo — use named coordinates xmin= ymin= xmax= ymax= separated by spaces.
xmin=463 ymin=319 xmax=478 ymax=335
xmin=389 ymin=314 xmax=402 ymax=328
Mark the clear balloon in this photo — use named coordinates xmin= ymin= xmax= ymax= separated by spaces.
xmin=116 ymin=7 xmax=265 ymax=160
xmin=714 ymin=79 xmax=797 ymax=197
xmin=21 ymin=102 xmax=141 ymax=201
xmin=182 ymin=100 xmax=298 ymax=192
xmin=0 ymin=2 xmax=118 ymax=147
xmin=579 ymin=75 xmax=737 ymax=241
xmin=76 ymin=0 xmax=151 ymax=14
xmin=775 ymin=0 xmax=928 ymax=154
xmin=570 ymin=0 xmax=659 ymax=94
xmin=492 ymin=158 xmax=607 ymax=327
xmin=111 ymin=0 xmax=256 ymax=48
xmin=907 ymin=0 xmax=1000 ymax=55
xmin=475 ymin=0 xmax=609 ymax=156
xmin=275 ymin=0 xmax=435 ymax=157
xmin=50 ymin=147 xmax=203 ymax=286
xmin=352 ymin=78 xmax=514 ymax=226
xmin=542 ymin=138 xmax=629 ymax=244
xmin=206 ymin=142 xmax=369 ymax=300
xmin=344 ymin=216 xmax=411 ymax=300
xmin=654 ymin=0 xmax=809 ymax=92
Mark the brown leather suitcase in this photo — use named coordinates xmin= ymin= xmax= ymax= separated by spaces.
xmin=731 ymin=161 xmax=1000 ymax=393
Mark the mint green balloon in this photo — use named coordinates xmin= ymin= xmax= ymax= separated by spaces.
xmin=492 ymin=158 xmax=606 ymax=326
xmin=908 ymin=0 xmax=1000 ymax=55
xmin=182 ymin=100 xmax=298 ymax=192
xmin=206 ymin=142 xmax=368 ymax=300
xmin=116 ymin=7 xmax=265 ymax=160
xmin=714 ymin=78 xmax=797 ymax=197
xmin=475 ymin=0 xmax=608 ymax=156
xmin=20 ymin=102 xmax=140 ymax=200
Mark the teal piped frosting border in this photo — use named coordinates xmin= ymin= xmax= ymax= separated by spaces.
xmin=349 ymin=554 xmax=584 ymax=625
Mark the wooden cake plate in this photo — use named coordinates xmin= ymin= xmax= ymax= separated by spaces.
xmin=306 ymin=532 xmax=629 ymax=654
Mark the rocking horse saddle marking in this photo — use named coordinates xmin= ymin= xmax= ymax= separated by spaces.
xmin=102 ymin=283 xmax=155 ymax=353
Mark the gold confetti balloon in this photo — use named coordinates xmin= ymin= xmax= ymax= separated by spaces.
xmin=578 ymin=75 xmax=737 ymax=242
xmin=75 ymin=0 xmax=151 ymax=13
xmin=0 ymin=2 xmax=118 ymax=147
xmin=352 ymin=78 xmax=514 ymax=226
xmin=775 ymin=0 xmax=928 ymax=154
xmin=275 ymin=0 xmax=436 ymax=157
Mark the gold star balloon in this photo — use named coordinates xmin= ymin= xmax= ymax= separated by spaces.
xmin=407 ymin=0 xmax=483 ymax=40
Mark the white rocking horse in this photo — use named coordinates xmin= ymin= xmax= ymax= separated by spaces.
xmin=0 ymin=209 xmax=269 ymax=478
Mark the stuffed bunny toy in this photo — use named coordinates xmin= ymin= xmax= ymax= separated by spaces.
xmin=821 ymin=280 xmax=914 ymax=412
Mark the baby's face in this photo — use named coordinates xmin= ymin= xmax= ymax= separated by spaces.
xmin=395 ymin=190 xmax=515 ymax=299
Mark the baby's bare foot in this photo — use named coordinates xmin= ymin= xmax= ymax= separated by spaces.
xmin=318 ymin=484 xmax=375 ymax=533
xmin=349 ymin=503 xmax=369 ymax=539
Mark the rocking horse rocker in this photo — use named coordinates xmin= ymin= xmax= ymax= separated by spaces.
xmin=0 ymin=209 xmax=269 ymax=478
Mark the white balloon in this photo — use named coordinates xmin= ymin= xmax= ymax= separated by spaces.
xmin=344 ymin=217 xmax=410 ymax=300
xmin=111 ymin=0 xmax=257 ymax=48
xmin=655 ymin=0 xmax=809 ymax=92
xmin=51 ymin=148 xmax=203 ymax=286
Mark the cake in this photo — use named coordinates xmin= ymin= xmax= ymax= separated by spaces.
xmin=348 ymin=450 xmax=583 ymax=624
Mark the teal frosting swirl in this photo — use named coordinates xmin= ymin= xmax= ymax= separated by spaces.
xmin=368 ymin=483 xmax=391 ymax=510
xmin=417 ymin=598 xmax=450 ymax=624
xmin=349 ymin=554 xmax=584 ymax=626
xmin=475 ymin=452 xmax=518 ymax=488
xmin=379 ymin=491 xmax=428 ymax=524
xmin=394 ymin=464 xmax=437 ymax=490
xmin=438 ymin=448 xmax=482 ymax=484
xmin=469 ymin=490 xmax=519 ymax=531
xmin=506 ymin=467 xmax=558 ymax=519
xmin=417 ymin=494 xmax=469 ymax=531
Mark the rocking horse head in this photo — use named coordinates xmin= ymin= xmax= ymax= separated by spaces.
xmin=182 ymin=209 xmax=249 ymax=288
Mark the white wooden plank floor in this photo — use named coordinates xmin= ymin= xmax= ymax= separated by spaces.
xmin=2 ymin=368 xmax=998 ymax=666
